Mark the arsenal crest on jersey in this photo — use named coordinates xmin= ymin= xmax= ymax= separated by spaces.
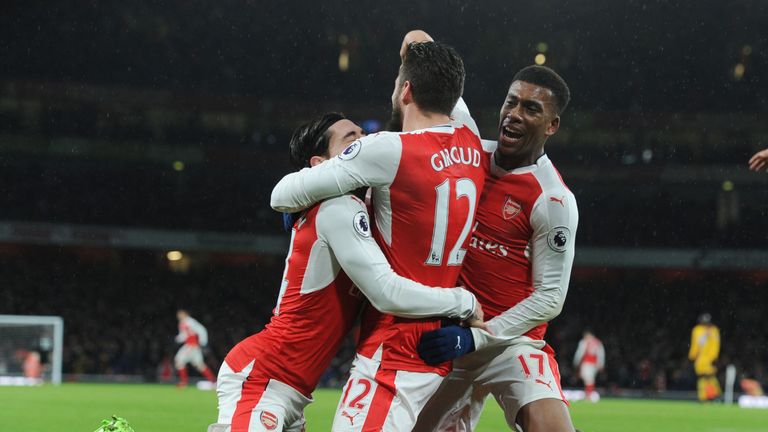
xmin=260 ymin=411 xmax=278 ymax=430
xmin=502 ymin=195 xmax=522 ymax=220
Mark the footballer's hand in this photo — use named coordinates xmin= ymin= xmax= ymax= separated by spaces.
xmin=748 ymin=148 xmax=768 ymax=172
xmin=462 ymin=302 xmax=489 ymax=332
xmin=417 ymin=325 xmax=475 ymax=365
xmin=400 ymin=30 xmax=434 ymax=61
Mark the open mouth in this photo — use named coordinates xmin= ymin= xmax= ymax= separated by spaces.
xmin=501 ymin=126 xmax=523 ymax=141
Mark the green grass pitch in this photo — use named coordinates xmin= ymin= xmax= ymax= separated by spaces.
xmin=1 ymin=383 xmax=767 ymax=431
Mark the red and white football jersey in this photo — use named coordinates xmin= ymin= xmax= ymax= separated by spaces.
xmin=225 ymin=195 xmax=477 ymax=397
xmin=464 ymin=148 xmax=578 ymax=351
xmin=271 ymin=107 xmax=491 ymax=375
xmin=574 ymin=335 xmax=605 ymax=368
xmin=177 ymin=316 xmax=208 ymax=347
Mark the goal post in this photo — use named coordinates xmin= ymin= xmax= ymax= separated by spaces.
xmin=0 ymin=315 xmax=64 ymax=385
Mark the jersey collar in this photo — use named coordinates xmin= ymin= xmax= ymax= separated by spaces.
xmin=490 ymin=152 xmax=550 ymax=177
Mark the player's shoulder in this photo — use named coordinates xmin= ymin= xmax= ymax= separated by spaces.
xmin=532 ymin=156 xmax=575 ymax=202
xmin=318 ymin=194 xmax=367 ymax=214
xmin=316 ymin=194 xmax=372 ymax=238
xmin=481 ymin=139 xmax=497 ymax=153
xmin=335 ymin=132 xmax=402 ymax=162
xmin=354 ymin=131 xmax=402 ymax=148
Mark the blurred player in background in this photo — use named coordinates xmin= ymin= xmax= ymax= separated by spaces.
xmin=209 ymin=112 xmax=483 ymax=432
xmin=270 ymin=34 xmax=491 ymax=431
xmin=689 ymin=312 xmax=721 ymax=402
xmin=573 ymin=330 xmax=605 ymax=402
xmin=415 ymin=61 xmax=578 ymax=431
xmin=748 ymin=148 xmax=768 ymax=172
xmin=175 ymin=309 xmax=215 ymax=387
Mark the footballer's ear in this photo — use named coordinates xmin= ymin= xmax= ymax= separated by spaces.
xmin=309 ymin=155 xmax=327 ymax=167
xmin=545 ymin=115 xmax=560 ymax=136
xmin=400 ymin=80 xmax=414 ymax=106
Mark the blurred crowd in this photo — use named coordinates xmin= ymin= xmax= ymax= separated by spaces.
xmin=2 ymin=0 xmax=767 ymax=393
xmin=1 ymin=248 xmax=277 ymax=380
xmin=2 ymin=249 xmax=766 ymax=393
xmin=2 ymin=82 xmax=767 ymax=248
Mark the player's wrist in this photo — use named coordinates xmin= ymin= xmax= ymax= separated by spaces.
xmin=454 ymin=289 xmax=477 ymax=321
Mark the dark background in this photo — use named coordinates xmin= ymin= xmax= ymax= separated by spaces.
xmin=1 ymin=0 xmax=767 ymax=393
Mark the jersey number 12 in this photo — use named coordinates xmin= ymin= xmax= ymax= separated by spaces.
xmin=425 ymin=178 xmax=477 ymax=266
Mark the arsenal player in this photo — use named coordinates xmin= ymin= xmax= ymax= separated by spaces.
xmin=270 ymin=36 xmax=491 ymax=431
xmin=573 ymin=329 xmax=605 ymax=402
xmin=209 ymin=111 xmax=483 ymax=432
xmin=416 ymin=64 xmax=578 ymax=432
xmin=175 ymin=309 xmax=216 ymax=387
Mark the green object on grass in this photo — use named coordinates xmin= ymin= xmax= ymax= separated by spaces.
xmin=95 ymin=415 xmax=135 ymax=432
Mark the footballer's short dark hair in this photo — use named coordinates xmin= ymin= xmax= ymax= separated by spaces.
xmin=288 ymin=112 xmax=346 ymax=168
xmin=400 ymin=41 xmax=465 ymax=116
xmin=512 ymin=65 xmax=571 ymax=114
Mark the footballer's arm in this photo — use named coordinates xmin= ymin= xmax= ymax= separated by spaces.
xmin=187 ymin=317 xmax=209 ymax=347
xmin=271 ymin=30 xmax=485 ymax=214
xmin=270 ymin=132 xmax=401 ymax=212
xmin=471 ymin=191 xmax=578 ymax=350
xmin=402 ymin=29 xmax=481 ymax=139
xmin=315 ymin=195 xmax=482 ymax=323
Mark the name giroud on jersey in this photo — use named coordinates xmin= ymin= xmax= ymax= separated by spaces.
xmin=430 ymin=146 xmax=482 ymax=172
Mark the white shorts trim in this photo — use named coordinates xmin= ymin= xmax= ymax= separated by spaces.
xmin=416 ymin=342 xmax=566 ymax=431
xmin=332 ymin=354 xmax=443 ymax=432
xmin=579 ymin=363 xmax=598 ymax=386
xmin=216 ymin=360 xmax=312 ymax=432
xmin=175 ymin=344 xmax=205 ymax=369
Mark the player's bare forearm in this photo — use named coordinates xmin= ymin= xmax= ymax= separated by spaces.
xmin=748 ymin=148 xmax=768 ymax=172
xmin=462 ymin=302 xmax=489 ymax=332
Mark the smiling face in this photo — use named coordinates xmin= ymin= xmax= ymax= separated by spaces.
xmin=497 ymin=80 xmax=561 ymax=169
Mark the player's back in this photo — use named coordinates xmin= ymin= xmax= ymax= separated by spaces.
xmin=224 ymin=199 xmax=363 ymax=397
xmin=459 ymin=152 xmax=577 ymax=341
xmin=358 ymin=123 xmax=489 ymax=374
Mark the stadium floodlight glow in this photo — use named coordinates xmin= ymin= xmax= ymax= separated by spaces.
xmin=0 ymin=315 xmax=64 ymax=385
xmin=742 ymin=45 xmax=752 ymax=56
xmin=536 ymin=42 xmax=548 ymax=53
xmin=339 ymin=48 xmax=350 ymax=72
xmin=535 ymin=54 xmax=546 ymax=65
xmin=167 ymin=250 xmax=184 ymax=261
xmin=734 ymin=63 xmax=745 ymax=80
xmin=722 ymin=180 xmax=734 ymax=192
xmin=173 ymin=160 xmax=185 ymax=171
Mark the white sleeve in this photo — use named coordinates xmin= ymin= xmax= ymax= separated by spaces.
xmin=175 ymin=328 xmax=185 ymax=343
xmin=573 ymin=339 xmax=586 ymax=366
xmin=187 ymin=317 xmax=208 ymax=347
xmin=597 ymin=342 xmax=605 ymax=368
xmin=450 ymin=97 xmax=480 ymax=138
xmin=315 ymin=196 xmax=477 ymax=320
xmin=270 ymin=133 xmax=402 ymax=213
xmin=471 ymin=190 xmax=578 ymax=350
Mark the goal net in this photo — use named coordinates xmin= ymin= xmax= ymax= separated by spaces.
xmin=0 ymin=315 xmax=63 ymax=385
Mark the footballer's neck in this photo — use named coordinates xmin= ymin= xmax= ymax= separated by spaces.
xmin=401 ymin=107 xmax=451 ymax=132
xmin=496 ymin=146 xmax=546 ymax=171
